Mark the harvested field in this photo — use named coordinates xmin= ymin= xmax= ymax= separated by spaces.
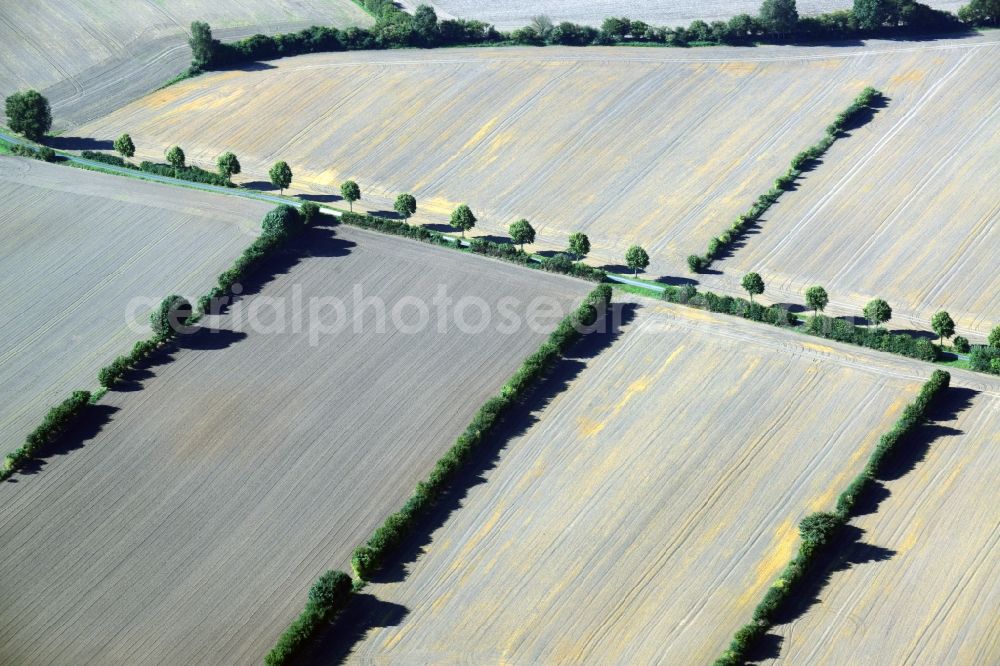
xmin=403 ymin=0 xmax=963 ymax=29
xmin=0 ymin=224 xmax=588 ymax=664
xmin=336 ymin=296 xmax=964 ymax=664
xmin=0 ymin=0 xmax=371 ymax=129
xmin=701 ymin=41 xmax=1000 ymax=339
xmin=763 ymin=388 xmax=1000 ymax=664
xmin=0 ymin=156 xmax=270 ymax=449
xmin=78 ymin=36 xmax=999 ymax=335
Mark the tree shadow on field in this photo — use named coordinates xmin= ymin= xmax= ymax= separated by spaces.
xmin=655 ymin=274 xmax=699 ymax=287
xmin=305 ymin=593 xmax=410 ymax=664
xmin=299 ymin=193 xmax=342 ymax=203
xmin=217 ymin=61 xmax=277 ymax=73
xmin=369 ymin=209 xmax=403 ymax=220
xmin=422 ymin=222 xmax=454 ymax=233
xmin=43 ymin=136 xmax=113 ymax=150
xmin=313 ymin=301 xmax=640 ymax=661
xmin=241 ymin=180 xmax=274 ymax=192
xmin=216 ymin=223 xmax=356 ymax=313
xmin=7 ymin=404 xmax=119 ymax=480
xmin=891 ymin=327 xmax=937 ymax=341
xmin=746 ymin=386 xmax=977 ymax=663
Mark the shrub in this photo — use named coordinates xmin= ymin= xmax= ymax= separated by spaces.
xmin=1 ymin=390 xmax=91 ymax=480
xmin=150 ymin=295 xmax=192 ymax=339
xmin=969 ymin=345 xmax=1000 ymax=374
xmin=81 ymin=150 xmax=134 ymax=168
xmin=261 ymin=204 xmax=301 ymax=237
xmin=300 ymin=201 xmax=320 ymax=223
xmin=951 ymin=336 xmax=970 ymax=353
xmin=265 ymin=569 xmax=353 ymax=665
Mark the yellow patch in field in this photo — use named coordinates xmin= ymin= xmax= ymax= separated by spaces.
xmin=738 ymin=517 xmax=798 ymax=607
xmin=583 ymin=346 xmax=686 ymax=438
xmin=717 ymin=61 xmax=758 ymax=76
xmin=802 ymin=341 xmax=835 ymax=354
xmin=889 ymin=69 xmax=926 ymax=86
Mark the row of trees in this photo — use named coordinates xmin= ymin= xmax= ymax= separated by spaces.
xmin=186 ymin=0 xmax=995 ymax=75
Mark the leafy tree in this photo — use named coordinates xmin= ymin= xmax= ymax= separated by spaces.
xmin=189 ymin=21 xmax=216 ymax=71
xmin=150 ymin=295 xmax=192 ymax=339
xmin=805 ymin=285 xmax=829 ymax=315
xmin=216 ymin=152 xmax=241 ymax=181
xmin=741 ymin=272 xmax=765 ymax=302
xmin=601 ymin=17 xmax=631 ymax=40
xmin=863 ymin=298 xmax=892 ymax=327
xmin=450 ymin=204 xmax=476 ymax=237
xmin=114 ymin=133 xmax=135 ymax=158
xmin=854 ymin=0 xmax=897 ymax=28
xmin=307 ymin=570 xmax=352 ymax=610
xmin=412 ymin=5 xmax=440 ymax=46
xmin=931 ymin=310 xmax=955 ymax=345
xmin=530 ymin=15 xmax=555 ymax=41
xmin=625 ymin=245 xmax=650 ymax=277
xmin=261 ymin=204 xmax=300 ymax=237
xmin=166 ymin=145 xmax=186 ymax=168
xmin=269 ymin=160 xmax=293 ymax=194
xmin=758 ymin=0 xmax=799 ymax=35
xmin=727 ymin=13 xmax=761 ymax=39
xmin=509 ymin=218 xmax=536 ymax=250
xmin=799 ymin=512 xmax=842 ymax=551
xmin=568 ymin=232 xmax=591 ymax=260
xmin=340 ymin=180 xmax=360 ymax=211
xmin=4 ymin=90 xmax=52 ymax=140
xmin=687 ymin=254 xmax=706 ymax=273
xmin=952 ymin=336 xmax=970 ymax=353
xmin=394 ymin=193 xmax=417 ymax=221
xmin=989 ymin=325 xmax=1000 ymax=348
xmin=958 ymin=0 xmax=1000 ymax=26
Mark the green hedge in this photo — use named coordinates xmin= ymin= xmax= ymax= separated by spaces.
xmin=264 ymin=570 xmax=353 ymax=665
xmin=80 ymin=150 xmax=135 ymax=168
xmin=139 ymin=160 xmax=234 ymax=187
xmin=10 ymin=143 xmax=57 ymax=162
xmin=351 ymin=285 xmax=613 ymax=581
xmin=804 ymin=313 xmax=938 ymax=361
xmin=692 ymin=87 xmax=883 ymax=272
xmin=338 ymin=211 xmax=606 ymax=282
xmin=715 ymin=370 xmax=950 ymax=665
xmin=97 ymin=296 xmax=191 ymax=389
xmin=1 ymin=390 xmax=92 ymax=481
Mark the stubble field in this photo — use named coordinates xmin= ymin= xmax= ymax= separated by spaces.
xmin=403 ymin=0 xmax=964 ymax=29
xmin=340 ymin=296 xmax=940 ymax=664
xmin=77 ymin=36 xmax=999 ymax=336
xmin=708 ymin=40 xmax=999 ymax=338
xmin=0 ymin=0 xmax=371 ymax=129
xmin=0 ymin=156 xmax=270 ymax=449
xmin=0 ymin=224 xmax=588 ymax=665
xmin=763 ymin=386 xmax=1000 ymax=665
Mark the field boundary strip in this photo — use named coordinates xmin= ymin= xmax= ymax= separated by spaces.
xmin=264 ymin=284 xmax=614 ymax=664
xmin=714 ymin=369 xmax=952 ymax=665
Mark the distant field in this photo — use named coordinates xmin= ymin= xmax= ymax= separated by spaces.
xmin=342 ymin=297 xmax=928 ymax=663
xmin=0 ymin=0 xmax=372 ymax=129
xmin=764 ymin=388 xmax=1000 ymax=664
xmin=403 ymin=0 xmax=964 ymax=29
xmin=77 ymin=36 xmax=999 ymax=336
xmin=708 ymin=41 xmax=999 ymax=338
xmin=0 ymin=225 xmax=587 ymax=664
xmin=0 ymin=156 xmax=269 ymax=449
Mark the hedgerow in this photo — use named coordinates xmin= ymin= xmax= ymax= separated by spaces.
xmin=1 ymin=390 xmax=92 ymax=481
xmin=715 ymin=370 xmax=950 ymax=665
xmin=339 ymin=211 xmax=606 ymax=282
xmin=138 ymin=160 xmax=233 ymax=187
xmin=264 ymin=569 xmax=353 ymax=665
xmin=9 ymin=142 xmax=58 ymax=162
xmin=80 ymin=150 xmax=135 ymax=168
xmin=188 ymin=1 xmax=976 ymax=75
xmin=691 ymin=87 xmax=883 ymax=272
xmin=351 ymin=285 xmax=613 ymax=581
xmin=804 ymin=313 xmax=938 ymax=361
